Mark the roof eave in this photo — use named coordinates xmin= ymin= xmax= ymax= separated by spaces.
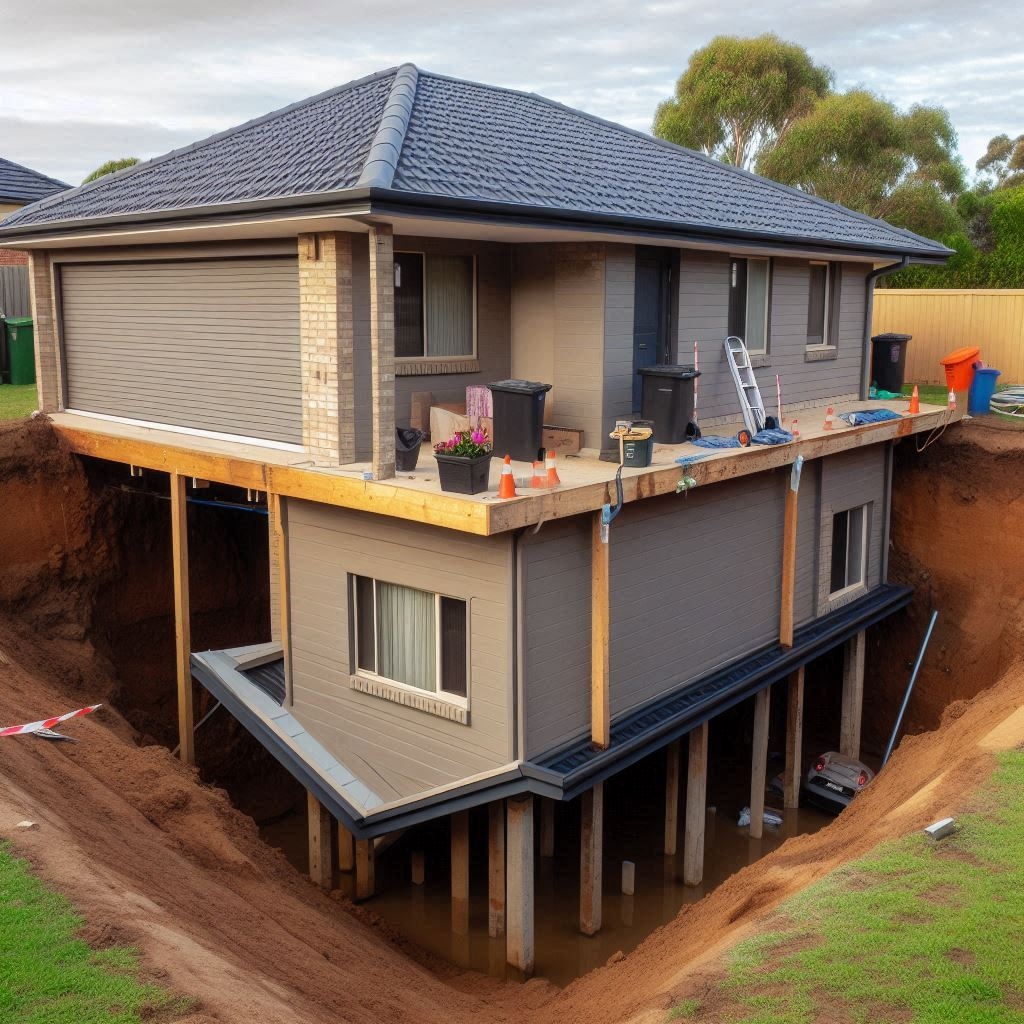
xmin=0 ymin=185 xmax=953 ymax=262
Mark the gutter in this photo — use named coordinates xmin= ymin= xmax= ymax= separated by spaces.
xmin=860 ymin=257 xmax=910 ymax=400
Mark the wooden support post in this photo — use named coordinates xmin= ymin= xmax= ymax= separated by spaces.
xmin=506 ymin=796 xmax=534 ymax=976
xmin=488 ymin=802 xmax=506 ymax=938
xmin=591 ymin=511 xmax=610 ymax=749
xmin=784 ymin=667 xmax=805 ymax=809
xmin=580 ymin=782 xmax=603 ymax=936
xmin=170 ymin=473 xmax=194 ymax=766
xmin=540 ymin=799 xmax=555 ymax=858
xmin=779 ymin=465 xmax=800 ymax=648
xmin=355 ymin=839 xmax=375 ymax=901
xmin=451 ymin=810 xmax=470 ymax=935
xmin=368 ymin=223 xmax=396 ymax=481
xmin=664 ymin=738 xmax=681 ymax=856
xmin=411 ymin=850 xmax=425 ymax=886
xmin=684 ymin=722 xmax=708 ymax=887
xmin=621 ymin=860 xmax=635 ymax=896
xmin=338 ymin=822 xmax=355 ymax=873
xmin=267 ymin=492 xmax=291 ymax=699
xmin=750 ymin=686 xmax=771 ymax=840
xmin=307 ymin=792 xmax=332 ymax=889
xmin=841 ymin=631 xmax=866 ymax=759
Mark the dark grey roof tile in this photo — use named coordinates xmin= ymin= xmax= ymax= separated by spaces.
xmin=0 ymin=157 xmax=68 ymax=204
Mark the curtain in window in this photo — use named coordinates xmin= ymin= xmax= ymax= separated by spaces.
xmin=376 ymin=582 xmax=436 ymax=692
xmin=745 ymin=260 xmax=769 ymax=351
xmin=807 ymin=264 xmax=828 ymax=345
xmin=426 ymin=255 xmax=473 ymax=357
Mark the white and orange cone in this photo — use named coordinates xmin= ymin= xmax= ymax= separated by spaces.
xmin=908 ymin=385 xmax=920 ymax=414
xmin=498 ymin=455 xmax=517 ymax=498
xmin=790 ymin=418 xmax=800 ymax=439
xmin=948 ymin=390 xmax=957 ymax=412
xmin=544 ymin=450 xmax=561 ymax=487
xmin=530 ymin=461 xmax=546 ymax=489
xmin=823 ymin=406 xmax=835 ymax=431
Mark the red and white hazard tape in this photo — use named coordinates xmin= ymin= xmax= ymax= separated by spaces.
xmin=1 ymin=704 xmax=101 ymax=737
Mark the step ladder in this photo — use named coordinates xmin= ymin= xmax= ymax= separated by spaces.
xmin=723 ymin=335 xmax=767 ymax=435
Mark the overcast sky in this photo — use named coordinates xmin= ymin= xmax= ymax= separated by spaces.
xmin=4 ymin=0 xmax=1021 ymax=187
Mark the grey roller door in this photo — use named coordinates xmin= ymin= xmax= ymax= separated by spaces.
xmin=59 ymin=257 xmax=302 ymax=445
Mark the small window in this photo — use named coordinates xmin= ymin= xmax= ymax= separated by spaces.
xmin=393 ymin=252 xmax=475 ymax=359
xmin=353 ymin=576 xmax=468 ymax=701
xmin=728 ymin=257 xmax=770 ymax=355
xmin=807 ymin=262 xmax=841 ymax=348
xmin=830 ymin=505 xmax=867 ymax=597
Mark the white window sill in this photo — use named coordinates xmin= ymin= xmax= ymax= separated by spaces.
xmin=349 ymin=673 xmax=468 ymax=724
xmin=396 ymin=358 xmax=480 ymax=377
xmin=826 ymin=582 xmax=868 ymax=612
xmin=805 ymin=346 xmax=838 ymax=362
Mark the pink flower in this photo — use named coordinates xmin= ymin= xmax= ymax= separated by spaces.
xmin=471 ymin=429 xmax=487 ymax=446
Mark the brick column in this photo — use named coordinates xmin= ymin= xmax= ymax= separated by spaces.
xmin=27 ymin=251 xmax=61 ymax=413
xmin=368 ymin=224 xmax=395 ymax=480
xmin=298 ymin=232 xmax=355 ymax=464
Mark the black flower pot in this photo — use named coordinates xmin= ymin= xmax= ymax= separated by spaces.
xmin=435 ymin=453 xmax=491 ymax=494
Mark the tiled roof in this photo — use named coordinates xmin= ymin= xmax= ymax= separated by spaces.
xmin=0 ymin=157 xmax=68 ymax=204
xmin=0 ymin=66 xmax=950 ymax=258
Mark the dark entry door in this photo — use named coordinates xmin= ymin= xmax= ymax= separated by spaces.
xmin=632 ymin=247 xmax=673 ymax=411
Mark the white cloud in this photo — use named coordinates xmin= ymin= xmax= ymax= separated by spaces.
xmin=3 ymin=0 xmax=1021 ymax=184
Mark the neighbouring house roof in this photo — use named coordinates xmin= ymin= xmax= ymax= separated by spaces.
xmin=0 ymin=157 xmax=69 ymax=205
xmin=0 ymin=66 xmax=951 ymax=260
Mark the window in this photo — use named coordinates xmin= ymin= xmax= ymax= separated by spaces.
xmin=728 ymin=257 xmax=770 ymax=354
xmin=807 ymin=261 xmax=841 ymax=348
xmin=353 ymin=576 xmax=468 ymax=701
xmin=393 ymin=252 xmax=475 ymax=359
xmin=830 ymin=505 xmax=867 ymax=597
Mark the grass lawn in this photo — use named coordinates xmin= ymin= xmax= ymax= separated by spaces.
xmin=0 ymin=843 xmax=188 ymax=1023
xmin=670 ymin=749 xmax=1024 ymax=1023
xmin=0 ymin=384 xmax=37 ymax=421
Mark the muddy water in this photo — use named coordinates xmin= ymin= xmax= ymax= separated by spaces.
xmin=261 ymin=755 xmax=833 ymax=988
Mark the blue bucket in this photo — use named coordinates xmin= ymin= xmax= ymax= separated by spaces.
xmin=968 ymin=365 xmax=1001 ymax=415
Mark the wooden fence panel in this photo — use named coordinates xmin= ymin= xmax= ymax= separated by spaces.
xmin=0 ymin=265 xmax=31 ymax=318
xmin=872 ymin=289 xmax=1024 ymax=385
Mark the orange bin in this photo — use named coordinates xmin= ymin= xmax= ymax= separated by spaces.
xmin=940 ymin=347 xmax=980 ymax=391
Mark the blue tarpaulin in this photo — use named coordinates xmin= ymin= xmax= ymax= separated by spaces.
xmin=839 ymin=409 xmax=903 ymax=427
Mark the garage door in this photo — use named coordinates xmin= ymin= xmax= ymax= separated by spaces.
xmin=59 ymin=257 xmax=302 ymax=445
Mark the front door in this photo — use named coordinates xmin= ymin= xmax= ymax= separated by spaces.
xmin=632 ymin=247 xmax=673 ymax=412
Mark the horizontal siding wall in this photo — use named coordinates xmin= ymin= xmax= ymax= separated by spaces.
xmin=873 ymin=289 xmax=1024 ymax=385
xmin=287 ymin=500 xmax=513 ymax=800
xmin=675 ymin=251 xmax=869 ymax=423
xmin=58 ymin=256 xmax=302 ymax=444
xmin=521 ymin=518 xmax=592 ymax=758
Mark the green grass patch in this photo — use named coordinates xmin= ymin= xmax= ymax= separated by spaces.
xmin=0 ymin=384 xmax=37 ymax=421
xmin=0 ymin=843 xmax=188 ymax=1023
xmin=900 ymin=383 xmax=950 ymax=407
xmin=688 ymin=750 xmax=1024 ymax=1023
xmin=668 ymin=997 xmax=701 ymax=1019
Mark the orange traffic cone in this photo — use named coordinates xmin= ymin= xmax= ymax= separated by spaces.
xmin=790 ymin=418 xmax=800 ymax=439
xmin=948 ymin=390 xmax=957 ymax=412
xmin=908 ymin=385 xmax=920 ymax=414
xmin=498 ymin=455 xmax=517 ymax=498
xmin=823 ymin=406 xmax=835 ymax=430
xmin=545 ymin=450 xmax=561 ymax=487
xmin=530 ymin=461 xmax=546 ymax=488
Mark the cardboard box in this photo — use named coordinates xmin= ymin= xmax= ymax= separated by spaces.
xmin=542 ymin=425 xmax=584 ymax=455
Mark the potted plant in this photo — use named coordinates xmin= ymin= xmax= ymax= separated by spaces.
xmin=433 ymin=428 xmax=493 ymax=494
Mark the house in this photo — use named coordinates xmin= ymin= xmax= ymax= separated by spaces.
xmin=0 ymin=65 xmax=953 ymax=976
xmin=0 ymin=156 xmax=68 ymax=317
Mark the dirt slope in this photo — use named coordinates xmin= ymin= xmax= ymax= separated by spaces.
xmin=1 ymin=418 xmax=1023 ymax=1024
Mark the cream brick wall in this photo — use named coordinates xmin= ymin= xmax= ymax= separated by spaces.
xmin=27 ymin=251 xmax=61 ymax=413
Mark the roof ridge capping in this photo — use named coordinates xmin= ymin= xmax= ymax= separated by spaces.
xmin=356 ymin=63 xmax=420 ymax=189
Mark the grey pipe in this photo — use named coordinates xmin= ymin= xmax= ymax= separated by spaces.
xmin=861 ymin=257 xmax=910 ymax=400
xmin=882 ymin=609 xmax=938 ymax=766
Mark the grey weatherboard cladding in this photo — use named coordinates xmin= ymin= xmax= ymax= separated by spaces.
xmin=2 ymin=67 xmax=949 ymax=260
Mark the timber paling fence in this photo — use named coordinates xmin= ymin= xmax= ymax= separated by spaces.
xmin=0 ymin=265 xmax=30 ymax=319
xmin=872 ymin=289 xmax=1024 ymax=386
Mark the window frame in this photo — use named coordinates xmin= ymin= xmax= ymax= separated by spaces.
xmin=829 ymin=504 xmax=868 ymax=600
xmin=806 ymin=260 xmax=836 ymax=350
xmin=351 ymin=574 xmax=470 ymax=709
xmin=393 ymin=249 xmax=478 ymax=364
xmin=728 ymin=255 xmax=772 ymax=357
